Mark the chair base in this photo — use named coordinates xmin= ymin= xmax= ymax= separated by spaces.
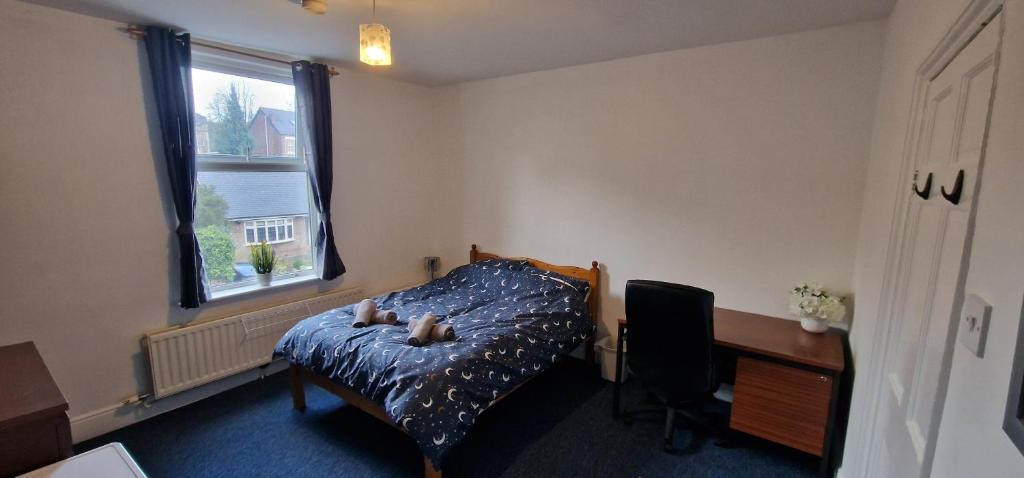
xmin=621 ymin=398 xmax=733 ymax=454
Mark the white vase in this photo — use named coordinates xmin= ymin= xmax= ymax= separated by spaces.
xmin=800 ymin=316 xmax=830 ymax=334
xmin=256 ymin=272 xmax=273 ymax=287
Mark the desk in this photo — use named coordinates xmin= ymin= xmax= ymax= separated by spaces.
xmin=613 ymin=308 xmax=845 ymax=471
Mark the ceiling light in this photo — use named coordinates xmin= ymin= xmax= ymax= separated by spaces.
xmin=301 ymin=0 xmax=327 ymax=15
xmin=359 ymin=0 xmax=392 ymax=66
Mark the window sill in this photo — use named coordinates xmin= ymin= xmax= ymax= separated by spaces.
xmin=208 ymin=274 xmax=320 ymax=302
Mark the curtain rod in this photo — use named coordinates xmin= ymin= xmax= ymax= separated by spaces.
xmin=125 ymin=25 xmax=339 ymax=77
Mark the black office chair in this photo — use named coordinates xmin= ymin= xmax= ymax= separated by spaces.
xmin=617 ymin=280 xmax=718 ymax=452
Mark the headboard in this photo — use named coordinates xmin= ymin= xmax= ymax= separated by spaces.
xmin=470 ymin=244 xmax=600 ymax=363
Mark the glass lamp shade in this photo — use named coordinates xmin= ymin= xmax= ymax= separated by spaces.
xmin=359 ymin=23 xmax=392 ymax=66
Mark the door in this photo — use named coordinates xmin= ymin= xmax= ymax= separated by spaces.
xmin=875 ymin=15 xmax=1001 ymax=478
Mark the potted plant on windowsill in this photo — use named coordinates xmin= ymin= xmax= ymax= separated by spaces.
xmin=789 ymin=282 xmax=846 ymax=333
xmin=250 ymin=241 xmax=277 ymax=287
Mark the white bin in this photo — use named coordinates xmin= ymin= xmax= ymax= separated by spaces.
xmin=595 ymin=336 xmax=627 ymax=383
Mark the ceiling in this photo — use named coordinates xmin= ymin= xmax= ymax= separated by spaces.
xmin=25 ymin=0 xmax=895 ymax=85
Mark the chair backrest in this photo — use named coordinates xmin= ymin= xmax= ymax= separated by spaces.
xmin=625 ymin=280 xmax=716 ymax=394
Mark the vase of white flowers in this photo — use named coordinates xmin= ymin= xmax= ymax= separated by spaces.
xmin=789 ymin=282 xmax=846 ymax=333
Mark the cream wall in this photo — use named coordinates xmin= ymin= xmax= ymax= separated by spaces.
xmin=436 ymin=21 xmax=886 ymax=338
xmin=0 ymin=0 xmax=448 ymax=441
xmin=843 ymin=0 xmax=1024 ymax=476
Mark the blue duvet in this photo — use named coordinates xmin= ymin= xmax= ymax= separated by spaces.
xmin=274 ymin=259 xmax=594 ymax=467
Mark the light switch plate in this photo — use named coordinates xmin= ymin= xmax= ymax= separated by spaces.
xmin=959 ymin=293 xmax=992 ymax=357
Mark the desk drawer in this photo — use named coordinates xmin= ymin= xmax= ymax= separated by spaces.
xmin=730 ymin=356 xmax=832 ymax=456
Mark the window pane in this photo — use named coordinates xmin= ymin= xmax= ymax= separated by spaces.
xmin=191 ymin=68 xmax=298 ymax=162
xmin=196 ymin=171 xmax=314 ymax=293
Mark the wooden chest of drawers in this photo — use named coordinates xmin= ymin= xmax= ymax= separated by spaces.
xmin=0 ymin=342 xmax=72 ymax=477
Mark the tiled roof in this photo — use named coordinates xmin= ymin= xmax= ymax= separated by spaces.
xmin=198 ymin=171 xmax=310 ymax=220
xmin=255 ymin=107 xmax=296 ymax=136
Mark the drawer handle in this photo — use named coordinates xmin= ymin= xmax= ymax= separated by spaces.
xmin=819 ymin=376 xmax=829 ymax=383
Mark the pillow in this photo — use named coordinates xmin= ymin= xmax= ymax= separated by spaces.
xmin=524 ymin=265 xmax=592 ymax=299
xmin=468 ymin=258 xmax=531 ymax=271
xmin=439 ymin=258 xmax=531 ymax=284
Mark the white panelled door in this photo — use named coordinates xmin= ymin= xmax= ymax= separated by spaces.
xmin=876 ymin=15 xmax=1001 ymax=478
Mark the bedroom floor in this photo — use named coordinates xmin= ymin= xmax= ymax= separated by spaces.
xmin=77 ymin=360 xmax=818 ymax=477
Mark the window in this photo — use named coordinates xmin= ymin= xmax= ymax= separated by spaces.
xmin=283 ymin=136 xmax=296 ymax=156
xmin=244 ymin=217 xmax=294 ymax=245
xmin=191 ymin=52 xmax=315 ymax=296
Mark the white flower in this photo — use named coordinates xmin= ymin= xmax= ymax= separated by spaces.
xmin=789 ymin=281 xmax=845 ymax=322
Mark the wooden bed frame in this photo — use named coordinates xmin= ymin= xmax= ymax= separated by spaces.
xmin=289 ymin=244 xmax=600 ymax=478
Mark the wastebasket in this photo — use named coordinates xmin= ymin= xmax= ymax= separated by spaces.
xmin=595 ymin=336 xmax=626 ymax=383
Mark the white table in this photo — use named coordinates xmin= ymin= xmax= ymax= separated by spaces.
xmin=18 ymin=443 xmax=147 ymax=478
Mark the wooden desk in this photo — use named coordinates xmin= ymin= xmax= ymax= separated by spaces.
xmin=0 ymin=342 xmax=72 ymax=477
xmin=613 ymin=308 xmax=845 ymax=473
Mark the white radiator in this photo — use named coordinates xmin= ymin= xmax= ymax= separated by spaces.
xmin=145 ymin=287 xmax=364 ymax=399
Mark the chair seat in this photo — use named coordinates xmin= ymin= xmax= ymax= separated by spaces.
xmin=628 ymin=355 xmax=715 ymax=405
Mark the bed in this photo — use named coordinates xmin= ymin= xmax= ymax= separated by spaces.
xmin=275 ymin=245 xmax=600 ymax=477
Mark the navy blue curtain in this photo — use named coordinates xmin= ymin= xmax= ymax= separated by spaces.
xmin=144 ymin=26 xmax=209 ymax=308
xmin=292 ymin=61 xmax=346 ymax=280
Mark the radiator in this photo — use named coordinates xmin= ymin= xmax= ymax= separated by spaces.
xmin=145 ymin=287 xmax=364 ymax=399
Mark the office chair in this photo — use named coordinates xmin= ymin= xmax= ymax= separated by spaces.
xmin=618 ymin=280 xmax=718 ymax=452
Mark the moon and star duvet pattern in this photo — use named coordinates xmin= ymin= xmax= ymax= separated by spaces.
xmin=273 ymin=259 xmax=594 ymax=467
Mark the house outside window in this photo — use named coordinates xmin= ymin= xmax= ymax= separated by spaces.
xmin=250 ymin=107 xmax=297 ymax=158
xmin=195 ymin=113 xmax=212 ymax=154
xmin=190 ymin=48 xmax=315 ymax=296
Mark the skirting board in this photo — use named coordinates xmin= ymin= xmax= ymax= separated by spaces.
xmin=70 ymin=360 xmax=289 ymax=443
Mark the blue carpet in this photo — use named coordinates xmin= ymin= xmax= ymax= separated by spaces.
xmin=78 ymin=361 xmax=817 ymax=477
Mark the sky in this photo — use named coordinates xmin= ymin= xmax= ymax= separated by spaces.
xmin=192 ymin=68 xmax=295 ymax=119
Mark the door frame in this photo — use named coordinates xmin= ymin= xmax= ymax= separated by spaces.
xmin=847 ymin=1 xmax=1005 ymax=476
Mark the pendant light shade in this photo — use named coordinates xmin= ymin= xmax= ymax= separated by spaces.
xmin=359 ymin=23 xmax=392 ymax=66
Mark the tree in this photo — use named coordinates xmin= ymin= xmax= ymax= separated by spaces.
xmin=196 ymin=184 xmax=229 ymax=229
xmin=196 ymin=226 xmax=236 ymax=282
xmin=209 ymin=82 xmax=255 ymax=156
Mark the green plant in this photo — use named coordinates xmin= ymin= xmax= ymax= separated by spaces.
xmin=292 ymin=257 xmax=305 ymax=270
xmin=196 ymin=184 xmax=229 ymax=229
xmin=209 ymin=82 xmax=255 ymax=156
xmin=250 ymin=241 xmax=277 ymax=274
xmin=196 ymin=225 xmax=236 ymax=282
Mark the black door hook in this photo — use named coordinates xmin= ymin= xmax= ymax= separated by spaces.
xmin=913 ymin=171 xmax=933 ymax=200
xmin=941 ymin=169 xmax=965 ymax=205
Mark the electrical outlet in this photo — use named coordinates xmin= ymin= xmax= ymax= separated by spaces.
xmin=959 ymin=293 xmax=991 ymax=357
xmin=424 ymin=256 xmax=441 ymax=279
